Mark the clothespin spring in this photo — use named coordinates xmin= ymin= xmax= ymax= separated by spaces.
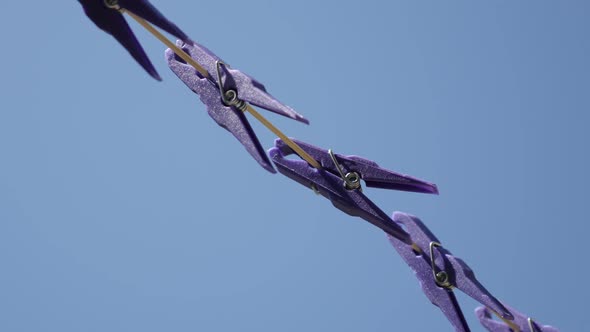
xmin=328 ymin=149 xmax=362 ymax=190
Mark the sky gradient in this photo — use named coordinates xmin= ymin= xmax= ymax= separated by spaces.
xmin=1 ymin=1 xmax=588 ymax=331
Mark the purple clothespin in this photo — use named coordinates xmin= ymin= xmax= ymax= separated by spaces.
xmin=167 ymin=41 xmax=309 ymax=173
xmin=476 ymin=306 xmax=560 ymax=332
xmin=268 ymin=138 xmax=438 ymax=243
xmin=387 ymin=212 xmax=513 ymax=332
xmin=79 ymin=0 xmax=192 ymax=80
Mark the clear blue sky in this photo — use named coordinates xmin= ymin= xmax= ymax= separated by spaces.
xmin=0 ymin=1 xmax=588 ymax=331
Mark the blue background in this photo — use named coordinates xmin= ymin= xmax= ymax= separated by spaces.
xmin=0 ymin=1 xmax=588 ymax=331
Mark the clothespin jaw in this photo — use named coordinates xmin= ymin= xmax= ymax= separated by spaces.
xmin=166 ymin=43 xmax=276 ymax=173
xmin=269 ymin=138 xmax=438 ymax=243
xmin=387 ymin=212 xmax=514 ymax=332
xmin=79 ymin=0 xmax=191 ymax=80
xmin=476 ymin=306 xmax=560 ymax=332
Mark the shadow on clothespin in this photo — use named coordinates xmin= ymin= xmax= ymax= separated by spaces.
xmin=269 ymin=138 xmax=438 ymax=243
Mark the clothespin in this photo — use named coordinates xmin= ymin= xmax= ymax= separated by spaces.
xmin=79 ymin=0 xmax=192 ymax=80
xmin=476 ymin=305 xmax=560 ymax=332
xmin=268 ymin=138 xmax=438 ymax=243
xmin=387 ymin=212 xmax=513 ymax=332
xmin=167 ymin=41 xmax=310 ymax=172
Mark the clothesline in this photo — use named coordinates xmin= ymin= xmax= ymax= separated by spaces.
xmin=77 ymin=1 xmax=560 ymax=331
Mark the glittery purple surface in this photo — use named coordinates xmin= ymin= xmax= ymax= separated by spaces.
xmin=166 ymin=45 xmax=275 ymax=173
xmin=388 ymin=212 xmax=513 ymax=332
xmin=166 ymin=40 xmax=313 ymax=172
xmin=167 ymin=41 xmax=308 ymax=124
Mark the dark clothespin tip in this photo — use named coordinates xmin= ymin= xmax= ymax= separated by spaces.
xmin=79 ymin=0 xmax=192 ymax=81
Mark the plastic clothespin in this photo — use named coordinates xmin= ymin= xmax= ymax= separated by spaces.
xmin=387 ymin=212 xmax=513 ymax=332
xmin=79 ymin=0 xmax=192 ymax=80
xmin=268 ymin=138 xmax=438 ymax=244
xmin=167 ymin=41 xmax=309 ymax=173
xmin=476 ymin=306 xmax=560 ymax=332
